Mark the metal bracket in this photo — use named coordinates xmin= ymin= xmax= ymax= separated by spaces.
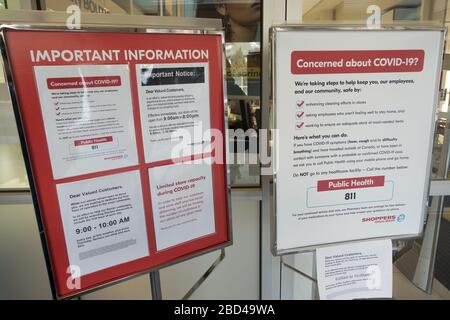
xmin=150 ymin=270 xmax=163 ymax=300
xmin=281 ymin=255 xmax=317 ymax=283
xmin=182 ymin=249 xmax=226 ymax=300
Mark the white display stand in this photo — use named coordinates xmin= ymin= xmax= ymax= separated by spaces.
xmin=271 ymin=25 xmax=445 ymax=255
xmin=270 ymin=25 xmax=445 ymax=299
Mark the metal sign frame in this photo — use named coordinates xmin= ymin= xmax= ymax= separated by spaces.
xmin=270 ymin=24 xmax=446 ymax=256
xmin=0 ymin=12 xmax=232 ymax=300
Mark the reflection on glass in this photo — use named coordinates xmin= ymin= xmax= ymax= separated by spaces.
xmin=228 ymin=99 xmax=260 ymax=130
xmin=226 ymin=42 xmax=260 ymax=97
xmin=225 ymin=42 xmax=261 ymax=186
xmin=196 ymin=0 xmax=261 ymax=42
xmin=227 ymin=98 xmax=260 ymax=187
xmin=0 ymin=0 xmax=263 ymax=189
xmin=196 ymin=1 xmax=261 ymax=186
xmin=303 ymin=0 xmax=446 ymax=25
xmin=431 ymin=68 xmax=450 ymax=179
xmin=0 ymin=0 xmax=261 ymax=189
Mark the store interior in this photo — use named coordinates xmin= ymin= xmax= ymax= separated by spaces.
xmin=0 ymin=0 xmax=450 ymax=300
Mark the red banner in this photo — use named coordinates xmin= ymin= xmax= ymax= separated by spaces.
xmin=74 ymin=136 xmax=113 ymax=146
xmin=317 ymin=176 xmax=385 ymax=192
xmin=47 ymin=76 xmax=121 ymax=89
xmin=291 ymin=50 xmax=424 ymax=74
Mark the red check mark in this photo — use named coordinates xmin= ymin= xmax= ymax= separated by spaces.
xmin=296 ymin=112 xmax=304 ymax=119
xmin=297 ymin=101 xmax=305 ymax=108
xmin=296 ymin=122 xmax=304 ymax=129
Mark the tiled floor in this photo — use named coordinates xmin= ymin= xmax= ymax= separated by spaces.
xmin=393 ymin=266 xmax=447 ymax=300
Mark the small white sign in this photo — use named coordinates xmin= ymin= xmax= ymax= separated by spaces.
xmin=149 ymin=162 xmax=216 ymax=251
xmin=316 ymin=239 xmax=393 ymax=300
xmin=34 ymin=64 xmax=139 ymax=179
xmin=56 ymin=170 xmax=149 ymax=276
xmin=274 ymin=29 xmax=444 ymax=251
xmin=136 ymin=63 xmax=211 ymax=163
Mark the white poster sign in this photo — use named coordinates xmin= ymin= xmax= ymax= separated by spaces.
xmin=274 ymin=29 xmax=444 ymax=252
xmin=34 ymin=64 xmax=139 ymax=179
xmin=136 ymin=63 xmax=211 ymax=163
xmin=56 ymin=170 xmax=149 ymax=276
xmin=149 ymin=162 xmax=216 ymax=251
xmin=316 ymin=240 xmax=393 ymax=300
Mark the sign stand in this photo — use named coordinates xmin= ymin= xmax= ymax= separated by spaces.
xmin=147 ymin=249 xmax=226 ymax=300
xmin=268 ymin=24 xmax=445 ymax=299
xmin=150 ymin=271 xmax=162 ymax=300
xmin=281 ymin=255 xmax=317 ymax=284
xmin=67 ymin=250 xmax=226 ymax=300
xmin=0 ymin=12 xmax=232 ymax=300
xmin=182 ymin=248 xmax=226 ymax=300
xmin=270 ymin=24 xmax=445 ymax=253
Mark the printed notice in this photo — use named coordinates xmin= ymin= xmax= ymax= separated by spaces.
xmin=136 ymin=63 xmax=211 ymax=163
xmin=56 ymin=171 xmax=149 ymax=276
xmin=34 ymin=65 xmax=139 ymax=179
xmin=275 ymin=30 xmax=443 ymax=250
xmin=316 ymin=240 xmax=393 ymax=300
xmin=149 ymin=162 xmax=215 ymax=250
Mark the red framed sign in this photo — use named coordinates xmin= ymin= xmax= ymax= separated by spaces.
xmin=1 ymin=29 xmax=231 ymax=299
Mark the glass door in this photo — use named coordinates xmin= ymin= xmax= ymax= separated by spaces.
xmin=395 ymin=52 xmax=450 ymax=294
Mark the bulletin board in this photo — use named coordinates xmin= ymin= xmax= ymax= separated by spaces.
xmin=1 ymin=28 xmax=231 ymax=299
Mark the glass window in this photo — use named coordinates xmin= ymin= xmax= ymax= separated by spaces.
xmin=302 ymin=0 xmax=450 ymax=183
xmin=196 ymin=1 xmax=262 ymax=186
xmin=0 ymin=0 xmax=262 ymax=189
xmin=303 ymin=0 xmax=446 ymax=24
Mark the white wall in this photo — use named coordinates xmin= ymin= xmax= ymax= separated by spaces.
xmin=0 ymin=204 xmax=52 ymax=299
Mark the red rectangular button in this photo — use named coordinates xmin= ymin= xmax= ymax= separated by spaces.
xmin=317 ymin=176 xmax=385 ymax=192
xmin=291 ymin=50 xmax=424 ymax=74
xmin=47 ymin=76 xmax=121 ymax=89
xmin=74 ymin=136 xmax=113 ymax=146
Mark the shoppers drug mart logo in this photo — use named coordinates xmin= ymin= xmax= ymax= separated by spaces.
xmin=362 ymin=215 xmax=396 ymax=223
xmin=362 ymin=214 xmax=406 ymax=224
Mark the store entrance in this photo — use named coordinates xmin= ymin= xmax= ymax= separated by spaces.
xmin=394 ymin=53 xmax=450 ymax=297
